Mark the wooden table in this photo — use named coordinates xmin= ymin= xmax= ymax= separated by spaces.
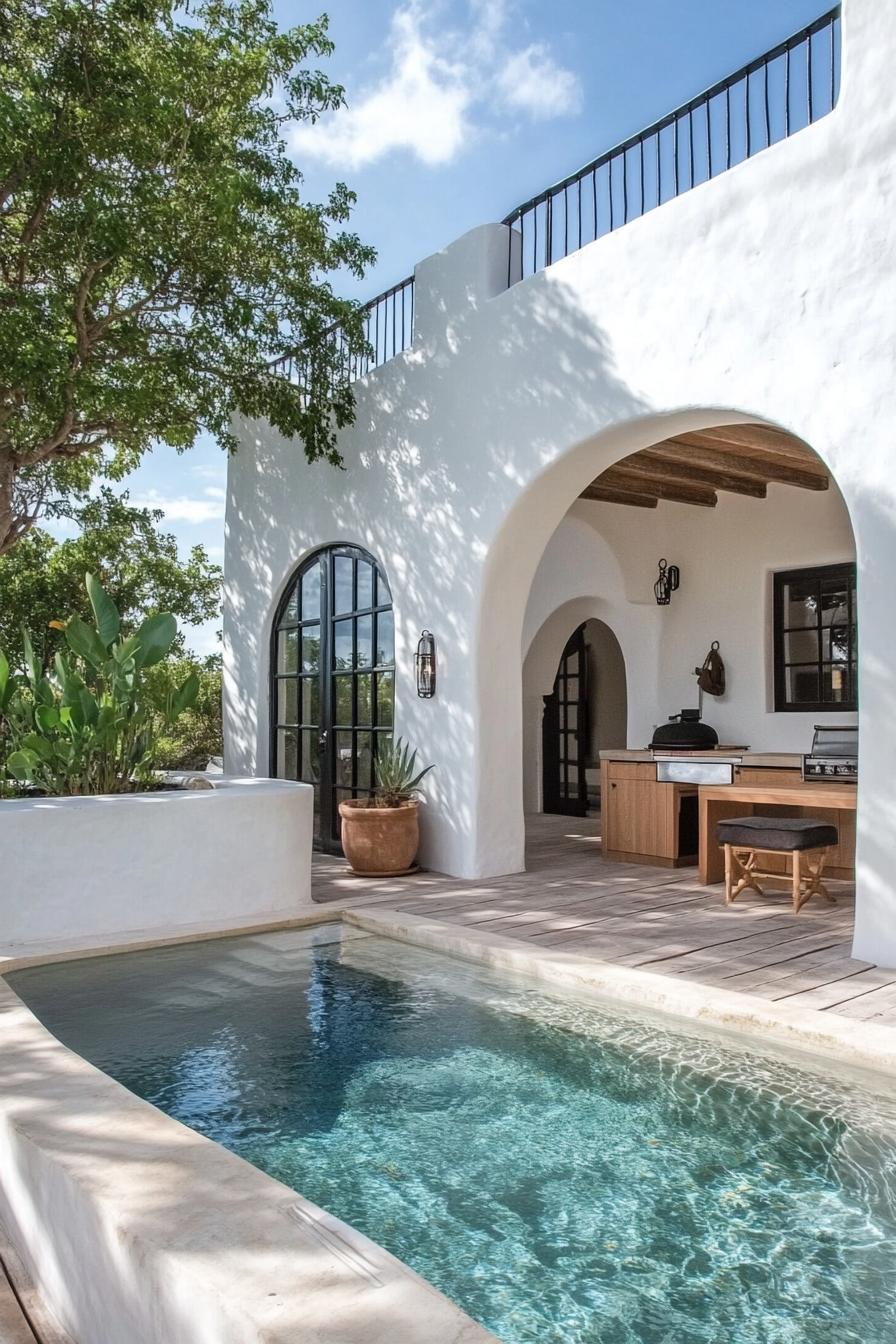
xmin=698 ymin=782 xmax=857 ymax=885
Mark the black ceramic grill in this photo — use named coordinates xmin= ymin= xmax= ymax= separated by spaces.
xmin=650 ymin=710 xmax=719 ymax=751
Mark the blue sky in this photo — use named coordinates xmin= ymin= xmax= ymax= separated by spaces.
xmin=106 ymin=0 xmax=829 ymax=654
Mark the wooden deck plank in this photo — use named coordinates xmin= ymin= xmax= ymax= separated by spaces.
xmin=310 ymin=813 xmax=894 ymax=1024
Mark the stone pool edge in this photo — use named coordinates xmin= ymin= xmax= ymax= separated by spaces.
xmin=0 ymin=914 xmax=496 ymax=1344
xmin=342 ymin=907 xmax=896 ymax=1078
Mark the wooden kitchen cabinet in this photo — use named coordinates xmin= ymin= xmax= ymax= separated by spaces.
xmin=601 ymin=759 xmax=697 ymax=866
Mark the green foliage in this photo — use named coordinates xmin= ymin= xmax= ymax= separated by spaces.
xmin=0 ymin=573 xmax=199 ymax=794
xmin=0 ymin=489 xmax=221 ymax=668
xmin=0 ymin=0 xmax=375 ymax=552
xmin=146 ymin=654 xmax=223 ymax=770
xmin=374 ymin=737 xmax=434 ymax=808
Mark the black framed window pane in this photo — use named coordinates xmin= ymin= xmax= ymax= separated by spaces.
xmin=301 ymin=564 xmax=321 ymax=621
xmin=277 ymin=679 xmax=299 ymax=726
xmin=333 ymin=619 xmax=353 ymax=669
xmin=825 ymin=627 xmax=850 ymax=661
xmin=785 ymin=581 xmax=818 ymax=627
xmin=784 ymin=629 xmax=819 ymax=663
xmin=334 ymin=557 xmax=354 ymax=615
xmin=277 ymin=629 xmax=299 ymax=674
xmin=334 ymin=674 xmax=352 ymax=725
xmin=356 ymin=673 xmax=373 ymax=725
xmin=302 ymin=730 xmax=320 ymax=783
xmin=376 ymin=610 xmax=394 ymax=667
xmin=301 ymin=627 xmax=320 ymax=673
xmin=820 ymin=585 xmax=848 ymax=624
xmin=824 ymin=664 xmax=850 ymax=702
xmin=356 ymin=561 xmax=374 ymax=611
xmin=376 ymin=673 xmax=394 ymax=726
xmin=301 ymin=676 xmax=319 ymax=727
xmin=276 ymin=729 xmax=299 ymax=779
xmin=335 ymin=731 xmax=353 ymax=788
xmin=356 ymin=615 xmax=373 ymax=668
xmin=786 ymin=664 xmax=820 ymax=705
xmin=356 ymin=732 xmax=372 ymax=789
xmin=376 ymin=570 xmax=391 ymax=605
xmin=280 ymin=587 xmax=299 ymax=626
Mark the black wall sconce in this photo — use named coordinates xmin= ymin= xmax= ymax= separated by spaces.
xmin=415 ymin=630 xmax=436 ymax=698
xmin=654 ymin=558 xmax=680 ymax=606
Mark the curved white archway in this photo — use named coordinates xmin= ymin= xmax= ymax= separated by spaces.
xmin=474 ymin=407 xmax=860 ymax=898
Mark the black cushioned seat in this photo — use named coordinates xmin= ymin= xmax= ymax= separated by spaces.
xmin=717 ymin=815 xmax=838 ymax=851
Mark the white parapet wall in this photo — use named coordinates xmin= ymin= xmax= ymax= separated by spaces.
xmin=0 ymin=778 xmax=314 ymax=954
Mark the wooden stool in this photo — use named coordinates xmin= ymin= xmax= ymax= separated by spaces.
xmin=716 ymin=816 xmax=839 ymax=914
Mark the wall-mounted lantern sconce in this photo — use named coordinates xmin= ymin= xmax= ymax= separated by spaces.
xmin=654 ymin=558 xmax=680 ymax=606
xmin=415 ymin=630 xmax=436 ymax=698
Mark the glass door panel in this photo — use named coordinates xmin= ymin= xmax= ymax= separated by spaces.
xmin=542 ymin=625 xmax=589 ymax=817
xmin=271 ymin=547 xmax=394 ymax=853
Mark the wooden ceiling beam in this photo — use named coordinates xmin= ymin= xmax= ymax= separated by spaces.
xmin=647 ymin=441 xmax=829 ymax=491
xmin=678 ymin=424 xmax=822 ymax=465
xmin=608 ymin=456 xmax=767 ymax=498
xmin=579 ymin=484 xmax=658 ymax=508
xmin=598 ymin=469 xmax=718 ymax=507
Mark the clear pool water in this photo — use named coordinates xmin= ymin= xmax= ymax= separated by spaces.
xmin=10 ymin=926 xmax=896 ymax=1344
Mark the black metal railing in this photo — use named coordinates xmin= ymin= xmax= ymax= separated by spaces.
xmin=269 ymin=274 xmax=415 ymax=389
xmin=503 ymin=5 xmax=841 ymax=284
xmin=272 ymin=8 xmax=840 ymax=389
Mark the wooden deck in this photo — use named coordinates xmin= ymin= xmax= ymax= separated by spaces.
xmin=313 ymin=812 xmax=896 ymax=1026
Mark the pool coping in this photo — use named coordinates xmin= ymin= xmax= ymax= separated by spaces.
xmin=3 ymin=902 xmax=896 ymax=1344
xmin=341 ymin=907 xmax=896 ymax=1079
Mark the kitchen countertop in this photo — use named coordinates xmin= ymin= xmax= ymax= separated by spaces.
xmin=600 ymin=749 xmax=803 ymax=768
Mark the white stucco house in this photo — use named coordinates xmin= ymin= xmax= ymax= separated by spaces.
xmin=223 ymin=2 xmax=896 ymax=964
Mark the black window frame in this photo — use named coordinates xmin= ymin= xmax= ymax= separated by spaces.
xmin=773 ymin=561 xmax=857 ymax=713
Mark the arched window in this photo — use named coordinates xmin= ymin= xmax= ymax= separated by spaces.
xmin=271 ymin=545 xmax=395 ymax=851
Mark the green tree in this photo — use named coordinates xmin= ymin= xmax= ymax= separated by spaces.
xmin=0 ymin=0 xmax=374 ymax=554
xmin=146 ymin=653 xmax=224 ymax=770
xmin=0 ymin=488 xmax=221 ymax=667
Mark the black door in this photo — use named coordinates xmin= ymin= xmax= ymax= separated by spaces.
xmin=271 ymin=545 xmax=395 ymax=852
xmin=542 ymin=624 xmax=589 ymax=816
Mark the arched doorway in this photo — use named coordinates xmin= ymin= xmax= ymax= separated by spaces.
xmin=479 ymin=414 xmax=859 ymax=895
xmin=270 ymin=544 xmax=395 ymax=852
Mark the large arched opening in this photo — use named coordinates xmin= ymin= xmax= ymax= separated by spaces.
xmin=476 ymin=410 xmax=863 ymax=951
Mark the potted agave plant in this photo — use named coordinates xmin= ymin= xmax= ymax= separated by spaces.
xmin=339 ymin=737 xmax=434 ymax=876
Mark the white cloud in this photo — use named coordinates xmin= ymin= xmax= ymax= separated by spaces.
xmin=132 ymin=489 xmax=225 ymax=524
xmin=496 ymin=44 xmax=583 ymax=119
xmin=292 ymin=1 xmax=581 ymax=170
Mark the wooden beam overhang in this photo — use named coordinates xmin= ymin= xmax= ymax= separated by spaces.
xmin=578 ymin=424 xmax=830 ymax=509
xmin=645 ymin=442 xmax=829 ymax=491
xmin=596 ymin=469 xmax=718 ymax=507
xmin=579 ymin=484 xmax=658 ymax=508
xmin=605 ymin=457 xmax=767 ymax=498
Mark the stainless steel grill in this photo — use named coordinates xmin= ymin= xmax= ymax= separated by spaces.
xmin=802 ymin=724 xmax=858 ymax=782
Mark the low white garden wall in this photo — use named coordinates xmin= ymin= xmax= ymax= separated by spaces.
xmin=0 ymin=777 xmax=313 ymax=953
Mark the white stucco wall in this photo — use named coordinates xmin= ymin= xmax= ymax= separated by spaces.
xmin=0 ymin=780 xmax=313 ymax=952
xmin=225 ymin=0 xmax=896 ymax=963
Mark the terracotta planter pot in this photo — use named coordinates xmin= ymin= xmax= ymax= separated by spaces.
xmin=338 ymin=798 xmax=420 ymax=876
